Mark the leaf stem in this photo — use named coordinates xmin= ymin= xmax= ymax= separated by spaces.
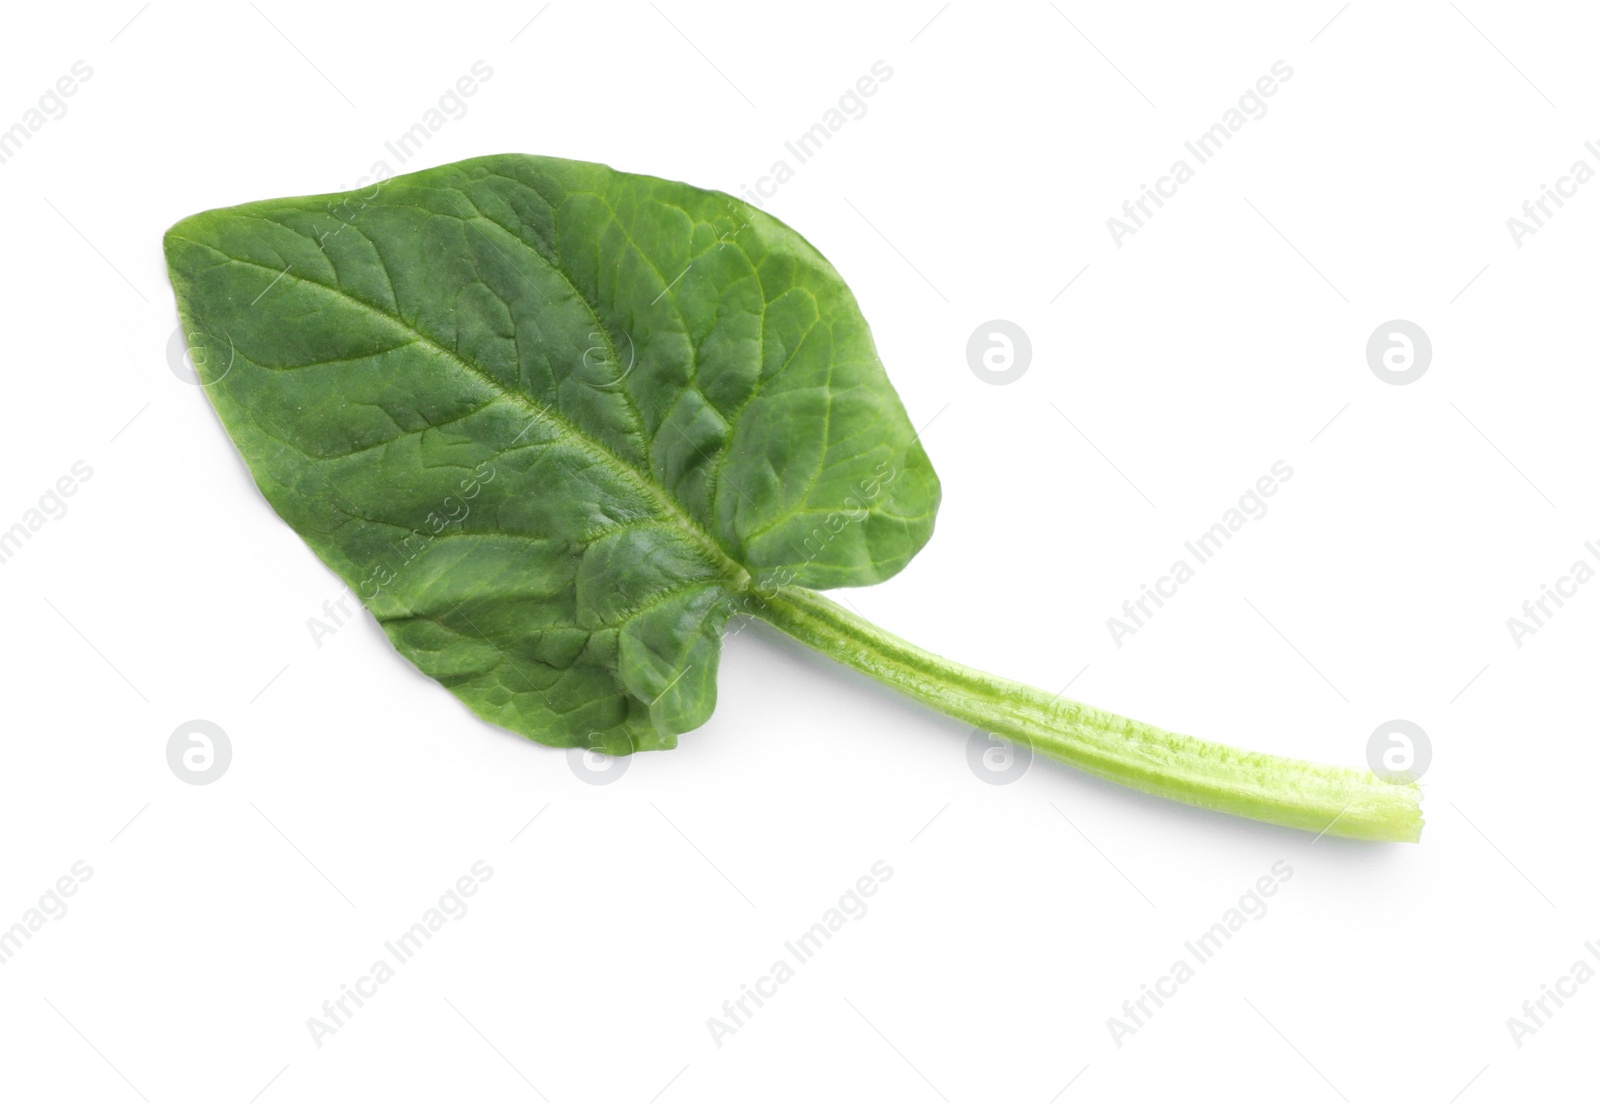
xmin=754 ymin=585 xmax=1422 ymax=842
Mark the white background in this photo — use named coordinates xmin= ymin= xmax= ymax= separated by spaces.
xmin=1 ymin=1 xmax=1594 ymax=1102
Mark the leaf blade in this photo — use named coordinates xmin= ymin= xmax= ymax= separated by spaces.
xmin=165 ymin=153 xmax=939 ymax=751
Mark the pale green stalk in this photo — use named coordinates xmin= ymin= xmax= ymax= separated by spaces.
xmin=755 ymin=586 xmax=1422 ymax=843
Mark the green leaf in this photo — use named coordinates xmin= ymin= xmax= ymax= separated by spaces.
xmin=165 ymin=153 xmax=941 ymax=754
xmin=167 ymin=152 xmax=1422 ymax=842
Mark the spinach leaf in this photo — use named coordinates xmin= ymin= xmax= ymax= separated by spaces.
xmin=166 ymin=154 xmax=1421 ymax=842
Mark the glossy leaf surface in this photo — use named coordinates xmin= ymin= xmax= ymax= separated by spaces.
xmin=165 ymin=154 xmax=940 ymax=752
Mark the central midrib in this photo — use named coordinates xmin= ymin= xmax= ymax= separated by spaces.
xmin=178 ymin=236 xmax=748 ymax=586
